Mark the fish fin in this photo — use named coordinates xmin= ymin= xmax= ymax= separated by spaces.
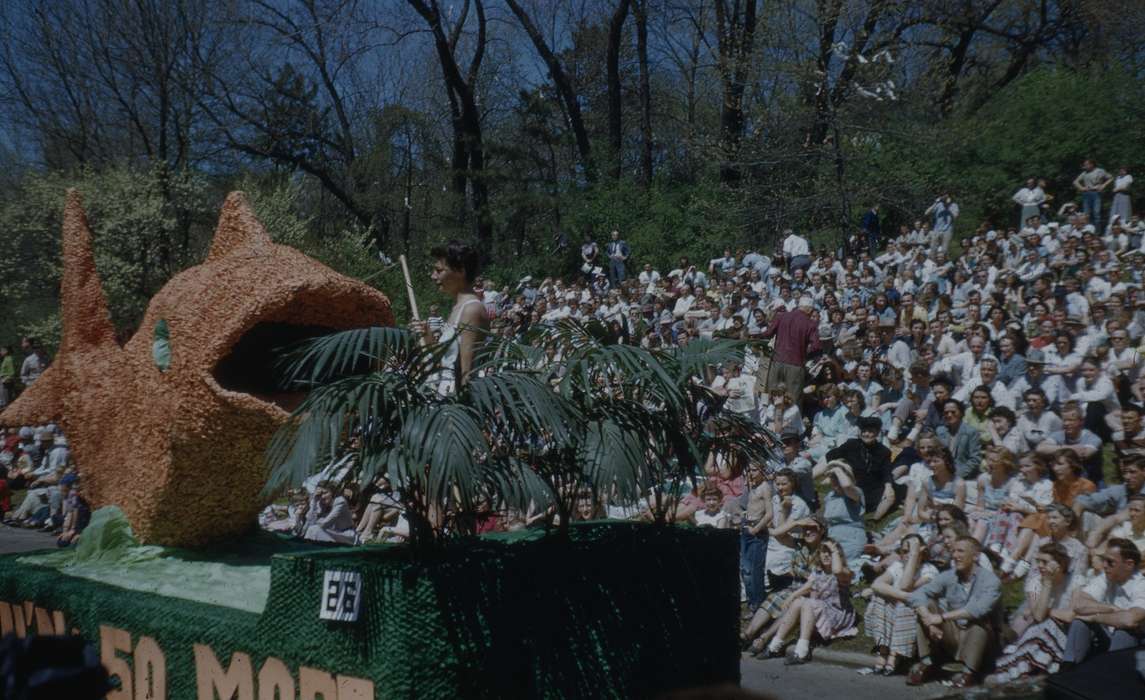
xmin=206 ymin=192 xmax=272 ymax=262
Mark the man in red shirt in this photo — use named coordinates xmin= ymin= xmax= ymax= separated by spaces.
xmin=760 ymin=296 xmax=822 ymax=402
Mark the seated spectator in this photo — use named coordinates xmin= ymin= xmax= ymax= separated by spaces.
xmin=1008 ymin=505 xmax=1088 ymax=630
xmin=1087 ymin=494 xmax=1145 ymax=555
xmin=301 ymin=482 xmax=358 ymax=544
xmin=1037 ymin=404 xmax=1103 ymax=485
xmin=56 ymin=475 xmax=91 ymax=547
xmin=817 ymin=461 xmax=867 ymax=566
xmin=1060 ymin=538 xmax=1145 ymax=668
xmin=968 ymin=447 xmax=1018 ymax=544
xmin=985 ymin=453 xmax=1052 ymax=563
xmin=988 ymin=543 xmax=1081 ymax=684
xmin=908 ymin=536 xmax=1002 ymax=688
xmin=818 ymin=416 xmax=895 ymax=519
xmin=864 ymin=534 xmax=938 ymax=675
xmin=1074 ymin=455 xmax=1145 ymax=523
xmin=742 ymin=516 xmax=825 ymax=654
xmin=935 ymin=399 xmax=983 ymax=479
xmin=759 ymin=538 xmax=856 ymax=664
xmin=694 ymin=483 xmax=732 ymax=528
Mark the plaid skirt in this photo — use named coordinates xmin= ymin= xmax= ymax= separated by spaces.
xmin=758 ymin=578 xmax=803 ymax=618
xmin=863 ymin=596 xmax=918 ymax=656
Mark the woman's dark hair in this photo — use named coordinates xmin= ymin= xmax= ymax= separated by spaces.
xmin=1037 ymin=541 xmax=1074 ymax=573
xmin=431 ymin=240 xmax=481 ymax=284
xmin=936 ymin=503 xmax=968 ymax=525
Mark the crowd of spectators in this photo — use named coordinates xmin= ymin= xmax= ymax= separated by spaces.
xmin=433 ymin=159 xmax=1140 ymax=689
xmin=259 ymin=159 xmax=1145 ymax=689
xmin=4 ymin=157 xmax=1143 ymax=689
xmin=1 ymin=338 xmax=91 ymax=547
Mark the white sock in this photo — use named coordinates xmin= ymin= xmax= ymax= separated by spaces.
xmin=794 ymin=639 xmax=810 ymax=657
xmin=768 ymin=639 xmax=783 ymax=653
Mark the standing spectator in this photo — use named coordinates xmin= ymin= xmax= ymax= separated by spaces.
xmin=1073 ymin=158 xmax=1113 ymax=232
xmin=925 ymin=194 xmax=959 ymax=254
xmin=1060 ymin=538 xmax=1145 ymax=667
xmin=861 ymin=204 xmax=881 ymax=254
xmin=782 ymin=229 xmax=811 ymax=274
xmin=1013 ymin=178 xmax=1046 ymax=228
xmin=605 ymin=229 xmax=629 ymax=284
xmin=740 ymin=463 xmax=772 ymax=612
xmin=0 ymin=346 xmax=14 ymax=409
xmin=760 ymin=296 xmax=822 ymax=399
xmin=19 ymin=337 xmax=46 ymax=387
xmin=908 ymin=536 xmax=1002 ymax=688
xmin=580 ymin=235 xmax=599 ymax=280
xmin=1110 ymin=166 xmax=1133 ymax=231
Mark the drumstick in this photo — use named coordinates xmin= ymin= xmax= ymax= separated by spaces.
xmin=399 ymin=254 xmax=421 ymax=321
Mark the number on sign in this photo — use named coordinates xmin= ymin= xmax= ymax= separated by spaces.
xmin=319 ymin=570 xmax=363 ymax=622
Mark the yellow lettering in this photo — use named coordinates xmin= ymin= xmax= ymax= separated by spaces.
xmin=194 ymin=644 xmax=253 ymax=700
xmin=257 ymin=657 xmax=295 ymax=700
xmin=100 ymin=625 xmax=134 ymax=700
xmin=134 ymin=636 xmax=166 ymax=700
xmin=336 ymin=676 xmax=374 ymax=700
xmin=299 ymin=666 xmax=337 ymax=700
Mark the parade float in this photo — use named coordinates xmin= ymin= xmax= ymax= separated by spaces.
xmin=0 ymin=192 xmax=754 ymax=698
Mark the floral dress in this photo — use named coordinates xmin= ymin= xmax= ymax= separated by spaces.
xmin=804 ymin=569 xmax=857 ymax=640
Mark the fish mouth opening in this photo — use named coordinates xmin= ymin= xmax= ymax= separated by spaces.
xmin=212 ymin=322 xmax=356 ymax=412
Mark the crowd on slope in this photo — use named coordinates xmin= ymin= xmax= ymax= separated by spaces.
xmin=270 ymin=158 xmax=1145 ymax=690
xmin=4 ymin=157 xmax=1143 ymax=689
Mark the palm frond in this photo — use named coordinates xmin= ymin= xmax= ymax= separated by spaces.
xmin=579 ymin=418 xmax=654 ymax=504
xmin=463 ymin=371 xmax=580 ymax=446
xmin=396 ymin=404 xmax=489 ymax=508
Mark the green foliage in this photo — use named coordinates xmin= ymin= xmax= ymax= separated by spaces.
xmin=0 ymin=165 xmax=213 ymax=352
xmin=266 ymin=320 xmax=780 ymax=547
xmin=861 ymin=67 xmax=1145 ymax=234
xmin=559 ymin=180 xmax=745 ymax=270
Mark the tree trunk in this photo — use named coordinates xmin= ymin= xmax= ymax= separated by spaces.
xmin=713 ymin=0 xmax=759 ymax=185
xmin=407 ymin=0 xmax=493 ymax=251
xmin=505 ymin=0 xmax=595 ymax=182
xmin=607 ymin=0 xmax=631 ymax=180
xmin=634 ymin=0 xmax=653 ymax=185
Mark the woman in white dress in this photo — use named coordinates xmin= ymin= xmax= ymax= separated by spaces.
xmin=412 ymin=241 xmax=488 ymax=395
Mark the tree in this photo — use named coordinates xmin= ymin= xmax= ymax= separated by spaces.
xmin=633 ymin=0 xmax=654 ymax=185
xmin=606 ymin=0 xmax=632 ymax=180
xmin=405 ymin=0 xmax=493 ymax=251
xmin=713 ymin=0 xmax=759 ymax=184
xmin=266 ymin=321 xmax=777 ymax=546
xmin=505 ymin=0 xmax=597 ymax=182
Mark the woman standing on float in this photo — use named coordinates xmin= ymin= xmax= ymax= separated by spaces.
xmin=411 ymin=241 xmax=488 ymax=395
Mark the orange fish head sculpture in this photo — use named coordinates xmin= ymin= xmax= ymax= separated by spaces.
xmin=1 ymin=191 xmax=394 ymax=546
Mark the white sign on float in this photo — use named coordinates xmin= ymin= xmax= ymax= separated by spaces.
xmin=319 ymin=570 xmax=363 ymax=622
